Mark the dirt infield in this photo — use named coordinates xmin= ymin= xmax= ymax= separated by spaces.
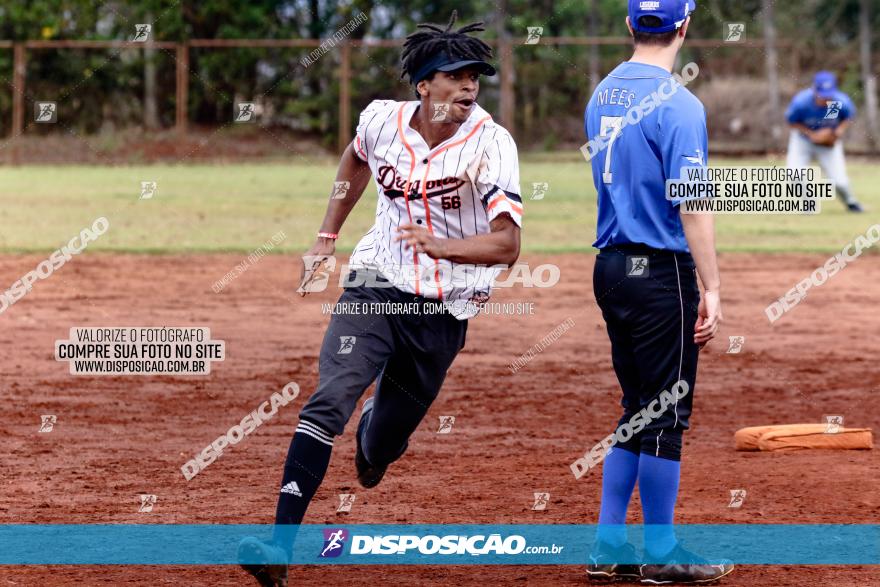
xmin=1 ymin=252 xmax=878 ymax=586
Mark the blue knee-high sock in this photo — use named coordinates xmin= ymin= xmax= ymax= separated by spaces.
xmin=272 ymin=420 xmax=335 ymax=557
xmin=638 ymin=453 xmax=681 ymax=557
xmin=597 ymin=447 xmax=640 ymax=547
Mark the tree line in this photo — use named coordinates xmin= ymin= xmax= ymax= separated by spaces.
xmin=0 ymin=0 xmax=875 ymax=149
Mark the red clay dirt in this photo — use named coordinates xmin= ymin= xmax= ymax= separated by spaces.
xmin=1 ymin=252 xmax=878 ymax=586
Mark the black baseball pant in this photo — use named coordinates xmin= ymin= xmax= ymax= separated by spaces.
xmin=593 ymin=244 xmax=701 ymax=461
xmin=300 ymin=269 xmax=467 ymax=467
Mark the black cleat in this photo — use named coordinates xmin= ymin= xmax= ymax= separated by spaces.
xmin=639 ymin=543 xmax=733 ymax=584
xmin=587 ymin=541 xmax=641 ymax=582
xmin=355 ymin=397 xmax=387 ymax=488
xmin=238 ymin=536 xmax=289 ymax=587
xmin=847 ymin=202 xmax=865 ymax=213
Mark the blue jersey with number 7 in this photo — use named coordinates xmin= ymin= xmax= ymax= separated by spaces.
xmin=584 ymin=61 xmax=708 ymax=253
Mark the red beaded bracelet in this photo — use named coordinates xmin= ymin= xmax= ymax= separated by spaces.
xmin=317 ymin=231 xmax=338 ymax=240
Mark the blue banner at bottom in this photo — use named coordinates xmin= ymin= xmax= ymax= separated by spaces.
xmin=0 ymin=524 xmax=877 ymax=565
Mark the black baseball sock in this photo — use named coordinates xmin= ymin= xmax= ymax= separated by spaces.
xmin=271 ymin=419 xmax=335 ymax=557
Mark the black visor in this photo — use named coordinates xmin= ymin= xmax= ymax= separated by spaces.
xmin=412 ymin=52 xmax=496 ymax=84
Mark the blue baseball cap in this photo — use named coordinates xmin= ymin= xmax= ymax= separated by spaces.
xmin=411 ymin=51 xmax=496 ymax=85
xmin=813 ymin=71 xmax=838 ymax=99
xmin=629 ymin=0 xmax=697 ymax=33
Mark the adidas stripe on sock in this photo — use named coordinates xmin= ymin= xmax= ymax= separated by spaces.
xmin=296 ymin=420 xmax=334 ymax=446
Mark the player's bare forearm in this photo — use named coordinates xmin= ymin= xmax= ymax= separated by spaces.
xmin=442 ymin=214 xmax=520 ymax=265
xmin=681 ymin=210 xmax=722 ymax=346
xmin=680 ymin=211 xmax=720 ymax=292
xmin=298 ymin=144 xmax=372 ymax=296
xmin=396 ymin=214 xmax=520 ymax=266
xmin=834 ymin=120 xmax=850 ymax=139
xmin=315 ymin=143 xmax=372 ymax=236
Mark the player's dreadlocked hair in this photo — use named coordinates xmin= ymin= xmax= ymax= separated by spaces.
xmin=400 ymin=10 xmax=492 ymax=84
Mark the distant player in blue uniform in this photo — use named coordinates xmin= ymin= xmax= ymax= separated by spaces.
xmin=583 ymin=0 xmax=732 ymax=584
xmin=786 ymin=71 xmax=864 ymax=212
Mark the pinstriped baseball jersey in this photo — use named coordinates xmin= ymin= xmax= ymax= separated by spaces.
xmin=349 ymin=99 xmax=522 ymax=320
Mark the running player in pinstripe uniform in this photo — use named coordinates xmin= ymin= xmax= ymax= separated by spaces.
xmin=346 ymin=90 xmax=521 ymax=308
xmin=239 ymin=12 xmax=522 ymax=587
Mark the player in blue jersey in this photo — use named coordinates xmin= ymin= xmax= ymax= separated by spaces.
xmin=583 ymin=0 xmax=733 ymax=584
xmin=786 ymin=71 xmax=864 ymax=212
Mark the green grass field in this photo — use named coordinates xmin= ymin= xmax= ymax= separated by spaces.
xmin=0 ymin=154 xmax=876 ymax=254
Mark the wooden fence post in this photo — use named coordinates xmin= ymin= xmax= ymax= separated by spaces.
xmin=338 ymin=41 xmax=351 ymax=154
xmin=589 ymin=0 xmax=601 ymax=93
xmin=175 ymin=42 xmax=189 ymax=135
xmin=762 ymin=0 xmax=782 ymax=153
xmin=12 ymin=42 xmax=25 ymax=138
xmin=11 ymin=42 xmax=26 ymax=164
xmin=498 ymin=37 xmax=515 ymax=134
xmin=860 ymin=0 xmax=878 ymax=151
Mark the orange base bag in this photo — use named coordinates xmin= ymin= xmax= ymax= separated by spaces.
xmin=734 ymin=424 xmax=873 ymax=452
